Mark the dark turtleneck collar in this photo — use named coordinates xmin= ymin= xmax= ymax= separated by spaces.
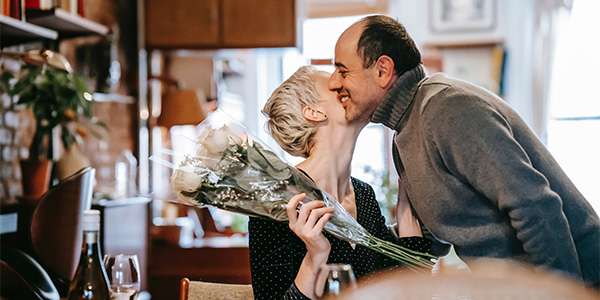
xmin=370 ymin=64 xmax=427 ymax=130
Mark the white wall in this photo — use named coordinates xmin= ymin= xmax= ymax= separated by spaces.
xmin=389 ymin=0 xmax=536 ymax=129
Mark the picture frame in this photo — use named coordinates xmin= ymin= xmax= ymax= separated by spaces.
xmin=430 ymin=0 xmax=496 ymax=33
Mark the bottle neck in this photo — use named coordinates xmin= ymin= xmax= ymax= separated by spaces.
xmin=82 ymin=230 xmax=101 ymax=255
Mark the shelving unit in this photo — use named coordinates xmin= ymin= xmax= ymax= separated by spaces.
xmin=26 ymin=8 xmax=109 ymax=39
xmin=1 ymin=8 xmax=108 ymax=48
xmin=0 ymin=15 xmax=58 ymax=47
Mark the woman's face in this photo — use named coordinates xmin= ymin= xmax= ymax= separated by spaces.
xmin=311 ymin=70 xmax=348 ymax=125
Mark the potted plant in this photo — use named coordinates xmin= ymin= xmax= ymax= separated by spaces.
xmin=1 ymin=50 xmax=105 ymax=200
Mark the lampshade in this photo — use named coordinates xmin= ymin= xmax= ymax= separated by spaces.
xmin=157 ymin=89 xmax=207 ymax=128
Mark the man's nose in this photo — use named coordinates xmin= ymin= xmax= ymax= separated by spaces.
xmin=328 ymin=72 xmax=341 ymax=92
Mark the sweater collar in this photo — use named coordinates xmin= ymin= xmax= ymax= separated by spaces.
xmin=370 ymin=65 xmax=426 ymax=130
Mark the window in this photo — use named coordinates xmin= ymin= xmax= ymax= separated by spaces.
xmin=547 ymin=0 xmax=600 ymax=211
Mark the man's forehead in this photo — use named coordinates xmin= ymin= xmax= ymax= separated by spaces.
xmin=334 ymin=21 xmax=363 ymax=61
xmin=339 ymin=21 xmax=364 ymax=45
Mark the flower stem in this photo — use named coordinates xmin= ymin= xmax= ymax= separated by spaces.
xmin=366 ymin=235 xmax=436 ymax=273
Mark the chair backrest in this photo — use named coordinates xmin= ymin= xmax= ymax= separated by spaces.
xmin=180 ymin=278 xmax=254 ymax=300
xmin=343 ymin=258 xmax=599 ymax=300
xmin=29 ymin=167 xmax=95 ymax=295
xmin=0 ymin=245 xmax=60 ymax=300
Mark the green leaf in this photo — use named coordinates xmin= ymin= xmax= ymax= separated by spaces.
xmin=252 ymin=142 xmax=289 ymax=171
xmin=247 ymin=144 xmax=270 ymax=170
xmin=265 ymin=165 xmax=291 ymax=181
xmin=61 ymin=126 xmax=75 ymax=149
xmin=6 ymin=62 xmax=105 ymax=154
xmin=247 ymin=142 xmax=293 ymax=183
xmin=0 ymin=71 xmax=14 ymax=93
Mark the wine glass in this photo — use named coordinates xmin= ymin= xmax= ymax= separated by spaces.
xmin=103 ymin=254 xmax=141 ymax=300
xmin=314 ymin=263 xmax=357 ymax=299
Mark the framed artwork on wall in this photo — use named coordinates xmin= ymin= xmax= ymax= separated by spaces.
xmin=430 ymin=0 xmax=496 ymax=33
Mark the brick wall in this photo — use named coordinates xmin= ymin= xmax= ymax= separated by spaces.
xmin=0 ymin=92 xmax=19 ymax=204
xmin=1 ymin=59 xmax=34 ymax=204
xmin=82 ymin=101 xmax=136 ymax=197
xmin=0 ymin=79 xmax=136 ymax=204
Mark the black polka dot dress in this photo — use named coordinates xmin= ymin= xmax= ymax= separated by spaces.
xmin=248 ymin=177 xmax=432 ymax=300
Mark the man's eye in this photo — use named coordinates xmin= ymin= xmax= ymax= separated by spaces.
xmin=339 ymin=71 xmax=348 ymax=77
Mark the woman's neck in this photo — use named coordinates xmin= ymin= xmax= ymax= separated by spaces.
xmin=296 ymin=123 xmax=364 ymax=206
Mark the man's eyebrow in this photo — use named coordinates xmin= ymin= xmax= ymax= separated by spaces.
xmin=334 ymin=62 xmax=346 ymax=69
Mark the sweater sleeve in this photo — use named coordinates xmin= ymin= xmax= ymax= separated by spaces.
xmin=422 ymin=92 xmax=581 ymax=279
xmin=248 ymin=217 xmax=307 ymax=300
xmin=283 ymin=282 xmax=311 ymax=300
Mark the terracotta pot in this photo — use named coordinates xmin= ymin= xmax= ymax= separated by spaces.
xmin=20 ymin=159 xmax=53 ymax=203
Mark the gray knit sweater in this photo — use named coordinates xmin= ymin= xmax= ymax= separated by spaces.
xmin=371 ymin=65 xmax=599 ymax=285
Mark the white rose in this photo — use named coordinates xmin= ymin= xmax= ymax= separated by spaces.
xmin=196 ymin=126 xmax=213 ymax=145
xmin=170 ymin=167 xmax=202 ymax=193
xmin=176 ymin=192 xmax=197 ymax=206
xmin=229 ymin=132 xmax=243 ymax=146
xmin=196 ymin=124 xmax=239 ymax=158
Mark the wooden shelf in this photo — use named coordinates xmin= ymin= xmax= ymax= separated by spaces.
xmin=26 ymin=8 xmax=109 ymax=39
xmin=0 ymin=15 xmax=58 ymax=47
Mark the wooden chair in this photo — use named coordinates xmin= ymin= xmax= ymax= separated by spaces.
xmin=179 ymin=278 xmax=254 ymax=300
xmin=27 ymin=167 xmax=95 ymax=297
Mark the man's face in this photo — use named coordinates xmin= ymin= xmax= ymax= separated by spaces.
xmin=329 ymin=22 xmax=384 ymax=124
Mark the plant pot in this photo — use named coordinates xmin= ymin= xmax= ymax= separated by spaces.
xmin=20 ymin=159 xmax=53 ymax=203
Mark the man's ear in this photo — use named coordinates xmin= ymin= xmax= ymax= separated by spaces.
xmin=375 ymin=55 xmax=396 ymax=88
xmin=302 ymin=106 xmax=327 ymax=122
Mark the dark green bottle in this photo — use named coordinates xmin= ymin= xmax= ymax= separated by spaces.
xmin=67 ymin=210 xmax=111 ymax=300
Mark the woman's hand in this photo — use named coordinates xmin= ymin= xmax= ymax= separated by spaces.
xmin=396 ymin=179 xmax=423 ymax=238
xmin=287 ymin=193 xmax=334 ymax=259
xmin=287 ymin=193 xmax=334 ymax=299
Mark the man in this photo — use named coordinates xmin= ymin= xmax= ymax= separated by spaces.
xmin=328 ymin=14 xmax=599 ymax=287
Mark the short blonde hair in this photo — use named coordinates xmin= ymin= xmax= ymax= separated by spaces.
xmin=262 ymin=66 xmax=320 ymax=158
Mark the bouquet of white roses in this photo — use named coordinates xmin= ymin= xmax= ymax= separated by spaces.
xmin=168 ymin=109 xmax=436 ymax=272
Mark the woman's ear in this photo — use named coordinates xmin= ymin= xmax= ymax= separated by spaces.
xmin=375 ymin=55 xmax=396 ymax=88
xmin=302 ymin=106 xmax=327 ymax=122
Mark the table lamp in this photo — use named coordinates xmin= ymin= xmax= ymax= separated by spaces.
xmin=157 ymin=89 xmax=207 ymax=128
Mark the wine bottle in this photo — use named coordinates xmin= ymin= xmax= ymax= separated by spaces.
xmin=67 ymin=209 xmax=111 ymax=300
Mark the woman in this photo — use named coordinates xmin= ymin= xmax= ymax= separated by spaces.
xmin=248 ymin=66 xmax=430 ymax=300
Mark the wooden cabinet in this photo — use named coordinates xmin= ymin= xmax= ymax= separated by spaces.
xmin=145 ymin=0 xmax=219 ymax=48
xmin=221 ymin=0 xmax=295 ymax=48
xmin=145 ymin=0 xmax=296 ymax=49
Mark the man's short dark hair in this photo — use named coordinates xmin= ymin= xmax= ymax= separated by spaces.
xmin=357 ymin=15 xmax=422 ymax=75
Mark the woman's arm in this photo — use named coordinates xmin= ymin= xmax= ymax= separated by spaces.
xmin=396 ymin=179 xmax=423 ymax=238
xmin=287 ymin=193 xmax=334 ymax=299
xmin=248 ymin=218 xmax=305 ymax=299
